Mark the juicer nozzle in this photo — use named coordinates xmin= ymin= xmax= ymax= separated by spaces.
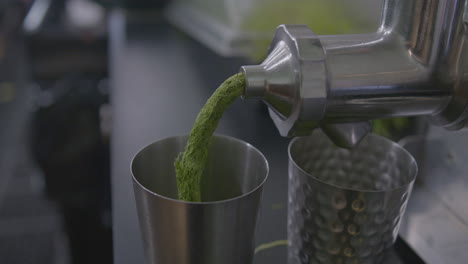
xmin=241 ymin=25 xmax=370 ymax=148
xmin=241 ymin=0 xmax=468 ymax=146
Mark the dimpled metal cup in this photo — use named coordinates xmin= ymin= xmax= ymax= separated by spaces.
xmin=288 ymin=130 xmax=417 ymax=264
xmin=131 ymin=135 xmax=269 ymax=264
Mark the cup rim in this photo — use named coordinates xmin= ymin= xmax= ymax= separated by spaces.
xmin=288 ymin=132 xmax=418 ymax=193
xmin=131 ymin=133 xmax=270 ymax=205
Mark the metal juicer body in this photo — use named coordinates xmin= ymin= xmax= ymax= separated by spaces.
xmin=242 ymin=0 xmax=468 ymax=147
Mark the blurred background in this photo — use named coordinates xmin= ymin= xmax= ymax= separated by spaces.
xmin=1 ymin=0 xmax=110 ymax=263
xmin=1 ymin=0 xmax=460 ymax=264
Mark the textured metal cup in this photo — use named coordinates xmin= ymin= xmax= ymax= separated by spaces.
xmin=131 ymin=135 xmax=269 ymax=264
xmin=287 ymin=130 xmax=417 ymax=264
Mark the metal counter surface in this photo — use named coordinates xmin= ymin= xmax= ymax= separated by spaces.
xmin=109 ymin=10 xmax=289 ymax=264
xmin=399 ymin=131 xmax=468 ymax=264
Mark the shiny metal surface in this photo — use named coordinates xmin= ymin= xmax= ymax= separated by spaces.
xmin=242 ymin=0 xmax=468 ymax=146
xmin=131 ymin=135 xmax=269 ymax=264
xmin=399 ymin=131 xmax=468 ymax=264
xmin=288 ymin=130 xmax=417 ymax=264
xmin=321 ymin=122 xmax=372 ymax=148
xmin=241 ymin=25 xmax=328 ymax=137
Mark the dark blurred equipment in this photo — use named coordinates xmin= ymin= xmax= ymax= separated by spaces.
xmin=0 ymin=2 xmax=68 ymax=264
xmin=23 ymin=0 xmax=107 ymax=79
xmin=30 ymin=75 xmax=112 ymax=264
xmin=21 ymin=0 xmax=112 ymax=263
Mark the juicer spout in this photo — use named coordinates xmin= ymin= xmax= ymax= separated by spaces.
xmin=241 ymin=0 xmax=468 ymax=147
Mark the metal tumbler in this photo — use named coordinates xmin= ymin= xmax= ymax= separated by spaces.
xmin=288 ymin=130 xmax=417 ymax=264
xmin=131 ymin=134 xmax=269 ymax=264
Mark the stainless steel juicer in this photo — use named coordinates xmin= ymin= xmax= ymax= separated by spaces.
xmin=241 ymin=0 xmax=468 ymax=148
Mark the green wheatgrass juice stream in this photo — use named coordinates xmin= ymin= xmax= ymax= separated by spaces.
xmin=174 ymin=73 xmax=245 ymax=202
